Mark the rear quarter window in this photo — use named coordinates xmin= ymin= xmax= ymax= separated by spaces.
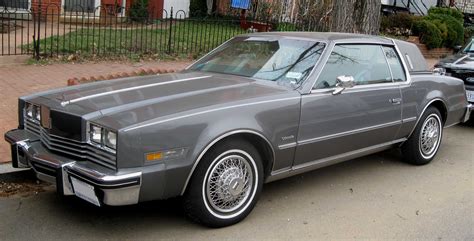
xmin=383 ymin=46 xmax=406 ymax=82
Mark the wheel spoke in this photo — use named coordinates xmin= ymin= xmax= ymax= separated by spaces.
xmin=205 ymin=153 xmax=254 ymax=213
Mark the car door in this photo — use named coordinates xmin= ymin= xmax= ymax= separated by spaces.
xmin=293 ymin=44 xmax=403 ymax=166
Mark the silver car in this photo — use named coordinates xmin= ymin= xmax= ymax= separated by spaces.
xmin=5 ymin=32 xmax=473 ymax=227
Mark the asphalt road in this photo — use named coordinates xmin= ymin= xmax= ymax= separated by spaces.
xmin=0 ymin=124 xmax=473 ymax=240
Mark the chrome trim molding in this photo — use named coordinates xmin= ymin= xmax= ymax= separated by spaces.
xmin=266 ymin=138 xmax=407 ymax=183
xmin=278 ymin=142 xmax=297 ymax=150
xmin=60 ymin=76 xmax=212 ymax=106
xmin=403 ymin=117 xmax=417 ymax=123
xmin=391 ymin=38 xmax=413 ymax=86
xmin=463 ymin=103 xmax=473 ymax=123
xmin=298 ymin=120 xmax=402 ymax=145
xmin=309 ymin=83 xmax=400 ymax=95
xmin=407 ymin=98 xmax=447 ymax=138
xmin=124 ymin=97 xmax=300 ymax=132
xmin=180 ymin=129 xmax=275 ymax=195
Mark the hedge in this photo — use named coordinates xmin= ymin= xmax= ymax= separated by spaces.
xmin=413 ymin=20 xmax=443 ymax=49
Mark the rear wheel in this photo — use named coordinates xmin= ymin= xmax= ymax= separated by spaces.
xmin=183 ymin=139 xmax=263 ymax=228
xmin=401 ymin=107 xmax=443 ymax=165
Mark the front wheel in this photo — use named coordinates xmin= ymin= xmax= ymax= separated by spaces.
xmin=401 ymin=107 xmax=443 ymax=165
xmin=183 ymin=139 xmax=263 ymax=227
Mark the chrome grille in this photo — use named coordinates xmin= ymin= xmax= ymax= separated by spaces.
xmin=24 ymin=119 xmax=117 ymax=170
xmin=25 ymin=119 xmax=41 ymax=136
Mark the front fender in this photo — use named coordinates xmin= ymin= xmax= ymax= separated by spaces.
xmin=118 ymin=94 xmax=301 ymax=199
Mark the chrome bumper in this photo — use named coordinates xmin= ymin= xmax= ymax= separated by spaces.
xmin=464 ymin=104 xmax=473 ymax=123
xmin=4 ymin=129 xmax=142 ymax=206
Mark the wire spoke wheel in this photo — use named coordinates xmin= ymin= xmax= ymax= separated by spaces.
xmin=205 ymin=154 xmax=254 ymax=213
xmin=419 ymin=114 xmax=442 ymax=158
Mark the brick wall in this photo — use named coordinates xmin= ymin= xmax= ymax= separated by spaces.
xmin=31 ymin=0 xmax=61 ymax=15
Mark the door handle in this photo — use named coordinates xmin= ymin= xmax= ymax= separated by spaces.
xmin=390 ymin=98 xmax=402 ymax=105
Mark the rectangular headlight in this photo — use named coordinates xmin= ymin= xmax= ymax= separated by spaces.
xmin=24 ymin=102 xmax=41 ymax=122
xmin=89 ymin=123 xmax=117 ymax=152
xmin=25 ymin=103 xmax=34 ymax=119
xmin=90 ymin=124 xmax=103 ymax=144
xmin=104 ymin=129 xmax=117 ymax=150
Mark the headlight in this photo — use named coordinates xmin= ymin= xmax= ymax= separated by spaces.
xmin=25 ymin=103 xmax=34 ymax=119
xmin=90 ymin=124 xmax=102 ymax=144
xmin=24 ymin=102 xmax=41 ymax=122
xmin=105 ymin=130 xmax=117 ymax=149
xmin=89 ymin=123 xmax=117 ymax=151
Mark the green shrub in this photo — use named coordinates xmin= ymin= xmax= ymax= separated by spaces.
xmin=380 ymin=13 xmax=422 ymax=36
xmin=413 ymin=20 xmax=443 ymax=49
xmin=129 ymin=0 xmax=149 ymax=22
xmin=189 ymin=0 xmax=208 ymax=17
xmin=428 ymin=7 xmax=464 ymax=23
xmin=425 ymin=13 xmax=464 ymax=47
xmin=381 ymin=13 xmax=417 ymax=30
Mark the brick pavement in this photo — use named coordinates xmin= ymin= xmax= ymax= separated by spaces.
xmin=0 ymin=60 xmax=191 ymax=163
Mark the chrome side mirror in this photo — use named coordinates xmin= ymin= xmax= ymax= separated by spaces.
xmin=332 ymin=75 xmax=355 ymax=95
xmin=433 ymin=68 xmax=446 ymax=76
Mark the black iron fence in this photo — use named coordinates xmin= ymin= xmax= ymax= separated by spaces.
xmin=1 ymin=2 xmax=329 ymax=59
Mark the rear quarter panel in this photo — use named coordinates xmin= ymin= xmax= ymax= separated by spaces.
xmin=397 ymin=74 xmax=467 ymax=138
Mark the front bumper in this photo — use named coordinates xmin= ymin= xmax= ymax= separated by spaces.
xmin=4 ymin=129 xmax=142 ymax=206
xmin=464 ymin=103 xmax=474 ymax=122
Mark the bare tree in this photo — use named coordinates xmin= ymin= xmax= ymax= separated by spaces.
xmin=328 ymin=0 xmax=381 ymax=34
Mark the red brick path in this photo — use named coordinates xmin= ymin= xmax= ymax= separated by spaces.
xmin=0 ymin=60 xmax=191 ymax=163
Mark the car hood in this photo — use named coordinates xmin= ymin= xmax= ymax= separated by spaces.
xmin=437 ymin=53 xmax=474 ymax=70
xmin=35 ymin=71 xmax=292 ymax=129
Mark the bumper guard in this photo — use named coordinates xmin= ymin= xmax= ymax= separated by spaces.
xmin=4 ymin=129 xmax=142 ymax=206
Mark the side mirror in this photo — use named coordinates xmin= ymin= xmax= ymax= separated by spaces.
xmin=433 ymin=68 xmax=446 ymax=76
xmin=332 ymin=75 xmax=355 ymax=95
xmin=454 ymin=45 xmax=463 ymax=52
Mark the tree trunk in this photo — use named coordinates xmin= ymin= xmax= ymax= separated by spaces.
xmin=328 ymin=0 xmax=381 ymax=35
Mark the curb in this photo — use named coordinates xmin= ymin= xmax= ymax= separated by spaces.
xmin=0 ymin=165 xmax=33 ymax=182
xmin=0 ymin=163 xmax=28 ymax=175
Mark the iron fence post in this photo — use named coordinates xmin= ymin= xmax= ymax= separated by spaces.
xmin=168 ymin=7 xmax=173 ymax=54
xmin=34 ymin=0 xmax=42 ymax=60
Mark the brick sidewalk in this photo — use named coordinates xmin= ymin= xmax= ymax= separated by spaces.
xmin=0 ymin=60 xmax=191 ymax=163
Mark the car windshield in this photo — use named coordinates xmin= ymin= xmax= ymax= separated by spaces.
xmin=463 ymin=39 xmax=474 ymax=53
xmin=189 ymin=37 xmax=325 ymax=87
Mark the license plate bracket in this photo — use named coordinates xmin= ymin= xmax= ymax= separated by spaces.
xmin=70 ymin=177 xmax=101 ymax=206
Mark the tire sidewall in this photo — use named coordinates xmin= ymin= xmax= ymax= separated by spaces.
xmin=201 ymin=149 xmax=260 ymax=220
xmin=418 ymin=113 xmax=443 ymax=160
xmin=403 ymin=107 xmax=443 ymax=165
xmin=184 ymin=139 xmax=264 ymax=227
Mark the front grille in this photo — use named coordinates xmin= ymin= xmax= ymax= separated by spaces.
xmin=25 ymin=119 xmax=40 ymax=136
xmin=25 ymin=119 xmax=117 ymax=170
xmin=447 ymin=69 xmax=474 ymax=83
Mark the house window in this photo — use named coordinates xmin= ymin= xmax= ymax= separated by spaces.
xmin=0 ymin=0 xmax=29 ymax=9
xmin=63 ymin=0 xmax=99 ymax=13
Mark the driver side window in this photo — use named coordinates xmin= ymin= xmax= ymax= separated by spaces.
xmin=314 ymin=44 xmax=393 ymax=89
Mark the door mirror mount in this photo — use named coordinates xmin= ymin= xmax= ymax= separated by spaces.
xmin=332 ymin=75 xmax=355 ymax=95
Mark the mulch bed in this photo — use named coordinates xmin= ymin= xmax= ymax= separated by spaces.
xmin=0 ymin=170 xmax=52 ymax=198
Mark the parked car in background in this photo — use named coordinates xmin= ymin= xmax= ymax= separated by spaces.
xmin=5 ymin=32 xmax=473 ymax=227
xmin=435 ymin=37 xmax=474 ymax=117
